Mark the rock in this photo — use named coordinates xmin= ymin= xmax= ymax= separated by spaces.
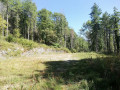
xmin=8 ymin=48 xmax=11 ymax=51
xmin=21 ymin=47 xmax=65 ymax=57
xmin=2 ymin=51 xmax=7 ymax=55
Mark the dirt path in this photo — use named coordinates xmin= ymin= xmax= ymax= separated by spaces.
xmin=18 ymin=53 xmax=79 ymax=61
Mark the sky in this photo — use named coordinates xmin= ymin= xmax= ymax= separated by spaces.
xmin=32 ymin=0 xmax=120 ymax=34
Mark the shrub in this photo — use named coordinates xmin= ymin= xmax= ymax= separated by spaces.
xmin=13 ymin=28 xmax=21 ymax=38
xmin=6 ymin=36 xmax=38 ymax=50
xmin=6 ymin=35 xmax=15 ymax=42
xmin=71 ymin=49 xmax=77 ymax=53
xmin=53 ymin=43 xmax=60 ymax=48
xmin=57 ymin=48 xmax=71 ymax=53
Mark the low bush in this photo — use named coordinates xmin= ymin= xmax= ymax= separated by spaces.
xmin=71 ymin=48 xmax=77 ymax=53
xmin=13 ymin=28 xmax=21 ymax=38
xmin=6 ymin=36 xmax=39 ymax=50
xmin=5 ymin=35 xmax=14 ymax=42
xmin=57 ymin=48 xmax=71 ymax=53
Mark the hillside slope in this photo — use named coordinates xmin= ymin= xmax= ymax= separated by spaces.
xmin=0 ymin=36 xmax=70 ymax=58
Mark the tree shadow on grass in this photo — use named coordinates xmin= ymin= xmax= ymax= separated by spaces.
xmin=34 ymin=57 xmax=120 ymax=90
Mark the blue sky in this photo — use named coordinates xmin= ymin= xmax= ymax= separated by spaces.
xmin=32 ymin=0 xmax=120 ymax=34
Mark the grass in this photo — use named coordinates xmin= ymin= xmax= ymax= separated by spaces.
xmin=0 ymin=52 xmax=116 ymax=90
xmin=0 ymin=58 xmax=46 ymax=89
xmin=0 ymin=37 xmax=24 ymax=57
xmin=0 ymin=40 xmax=14 ymax=50
xmin=6 ymin=36 xmax=39 ymax=50
xmin=72 ymin=52 xmax=108 ymax=60
xmin=5 ymin=35 xmax=71 ymax=53
xmin=0 ymin=36 xmax=71 ymax=58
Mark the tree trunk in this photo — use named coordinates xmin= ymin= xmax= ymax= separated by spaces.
xmin=28 ymin=25 xmax=29 ymax=40
xmin=16 ymin=13 xmax=19 ymax=28
xmin=95 ymin=33 xmax=98 ymax=52
xmin=32 ymin=20 xmax=35 ymax=41
xmin=24 ymin=20 xmax=26 ymax=39
xmin=2 ymin=14 xmax=4 ymax=36
xmin=104 ymin=30 xmax=106 ymax=52
xmin=64 ymin=29 xmax=67 ymax=48
xmin=32 ymin=27 xmax=34 ymax=41
xmin=108 ymin=29 xmax=111 ymax=53
xmin=107 ymin=30 xmax=109 ymax=53
xmin=113 ymin=33 xmax=116 ymax=53
xmin=70 ymin=30 xmax=74 ymax=49
xmin=6 ymin=3 xmax=9 ymax=36
xmin=114 ymin=30 xmax=119 ymax=53
xmin=64 ymin=34 xmax=66 ymax=47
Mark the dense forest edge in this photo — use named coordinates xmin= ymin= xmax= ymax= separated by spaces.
xmin=0 ymin=0 xmax=120 ymax=54
xmin=0 ymin=0 xmax=120 ymax=90
xmin=0 ymin=0 xmax=88 ymax=53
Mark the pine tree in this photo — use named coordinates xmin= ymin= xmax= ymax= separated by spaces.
xmin=90 ymin=3 xmax=102 ymax=52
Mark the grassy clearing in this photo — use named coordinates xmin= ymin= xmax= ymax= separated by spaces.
xmin=0 ymin=52 xmax=115 ymax=90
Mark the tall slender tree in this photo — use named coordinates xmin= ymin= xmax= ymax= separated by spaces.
xmin=90 ymin=3 xmax=102 ymax=52
xmin=111 ymin=7 xmax=120 ymax=53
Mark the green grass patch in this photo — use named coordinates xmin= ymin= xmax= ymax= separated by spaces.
xmin=0 ymin=53 xmax=115 ymax=89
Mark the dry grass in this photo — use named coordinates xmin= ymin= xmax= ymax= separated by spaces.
xmin=0 ymin=52 xmax=108 ymax=90
xmin=0 ymin=58 xmax=45 ymax=89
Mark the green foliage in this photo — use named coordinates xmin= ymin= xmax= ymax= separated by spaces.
xmin=0 ymin=36 xmax=24 ymax=56
xmin=14 ymin=38 xmax=38 ymax=50
xmin=57 ymin=48 xmax=71 ymax=53
xmin=111 ymin=7 xmax=120 ymax=53
xmin=67 ymin=80 xmax=89 ymax=90
xmin=53 ymin=43 xmax=60 ymax=48
xmin=0 ymin=39 xmax=14 ymax=50
xmin=2 ymin=0 xmax=120 ymax=53
xmin=0 ymin=0 xmax=89 ymax=52
xmin=38 ymin=9 xmax=54 ymax=30
xmin=81 ymin=4 xmax=120 ymax=54
xmin=6 ymin=36 xmax=39 ymax=50
xmin=37 ymin=9 xmax=84 ymax=52
xmin=6 ymin=35 xmax=14 ymax=42
xmin=71 ymin=49 xmax=77 ymax=53
xmin=90 ymin=3 xmax=102 ymax=52
xmin=40 ymin=29 xmax=57 ymax=45
xmin=53 ymin=13 xmax=68 ymax=38
xmin=13 ymin=28 xmax=21 ymax=38
xmin=43 ymin=78 xmax=62 ymax=90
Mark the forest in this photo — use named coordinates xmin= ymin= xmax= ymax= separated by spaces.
xmin=0 ymin=0 xmax=120 ymax=54
xmin=0 ymin=0 xmax=88 ymax=53
xmin=81 ymin=4 xmax=120 ymax=54
xmin=0 ymin=0 xmax=120 ymax=89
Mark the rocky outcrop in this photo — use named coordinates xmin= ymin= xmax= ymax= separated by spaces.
xmin=21 ymin=48 xmax=65 ymax=56
xmin=0 ymin=47 xmax=65 ymax=58
xmin=0 ymin=48 xmax=24 ymax=59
